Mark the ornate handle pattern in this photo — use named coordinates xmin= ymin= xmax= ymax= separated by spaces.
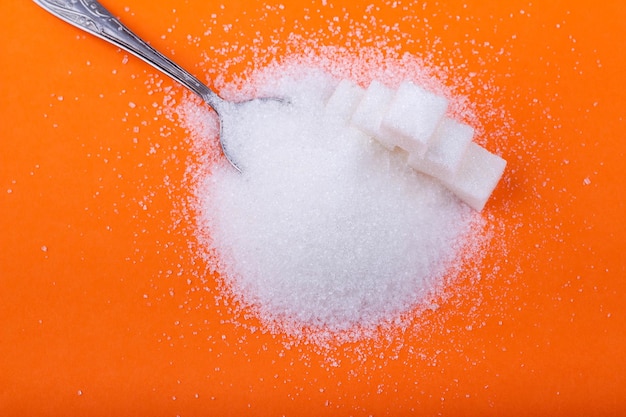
xmin=34 ymin=0 xmax=117 ymax=34
xmin=33 ymin=0 xmax=225 ymax=111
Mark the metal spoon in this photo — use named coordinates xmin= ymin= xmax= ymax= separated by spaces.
xmin=33 ymin=0 xmax=280 ymax=171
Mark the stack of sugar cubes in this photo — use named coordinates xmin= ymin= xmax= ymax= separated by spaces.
xmin=325 ymin=79 xmax=507 ymax=211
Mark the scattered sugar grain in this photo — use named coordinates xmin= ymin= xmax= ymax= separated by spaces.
xmin=196 ymin=67 xmax=476 ymax=335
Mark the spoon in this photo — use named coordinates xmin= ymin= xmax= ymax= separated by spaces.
xmin=33 ymin=0 xmax=281 ymax=171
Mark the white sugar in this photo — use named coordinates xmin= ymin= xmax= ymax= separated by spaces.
xmin=442 ymin=142 xmax=507 ymax=212
xmin=195 ymin=68 xmax=476 ymax=334
xmin=324 ymin=79 xmax=365 ymax=122
xmin=381 ymin=80 xmax=449 ymax=157
xmin=350 ymin=80 xmax=396 ymax=150
xmin=407 ymin=117 xmax=474 ymax=182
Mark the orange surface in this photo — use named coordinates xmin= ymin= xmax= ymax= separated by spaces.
xmin=1 ymin=0 xmax=625 ymax=416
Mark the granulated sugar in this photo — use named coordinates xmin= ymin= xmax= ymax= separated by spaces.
xmin=187 ymin=63 xmax=485 ymax=338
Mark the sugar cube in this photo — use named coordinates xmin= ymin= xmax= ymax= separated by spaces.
xmin=407 ymin=118 xmax=474 ymax=182
xmin=443 ymin=142 xmax=507 ymax=211
xmin=380 ymin=81 xmax=448 ymax=156
xmin=325 ymin=79 xmax=365 ymax=123
xmin=351 ymin=80 xmax=396 ymax=150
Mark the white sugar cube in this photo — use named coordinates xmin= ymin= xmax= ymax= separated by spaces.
xmin=351 ymin=80 xmax=396 ymax=150
xmin=443 ymin=142 xmax=507 ymax=211
xmin=325 ymin=79 xmax=365 ymax=122
xmin=407 ymin=118 xmax=474 ymax=182
xmin=380 ymin=81 xmax=448 ymax=156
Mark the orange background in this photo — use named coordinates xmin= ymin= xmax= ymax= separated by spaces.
xmin=1 ymin=0 xmax=625 ymax=416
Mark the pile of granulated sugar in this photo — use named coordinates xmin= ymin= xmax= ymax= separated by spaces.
xmin=183 ymin=54 xmax=491 ymax=343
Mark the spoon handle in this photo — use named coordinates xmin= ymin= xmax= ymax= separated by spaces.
xmin=33 ymin=0 xmax=225 ymax=110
